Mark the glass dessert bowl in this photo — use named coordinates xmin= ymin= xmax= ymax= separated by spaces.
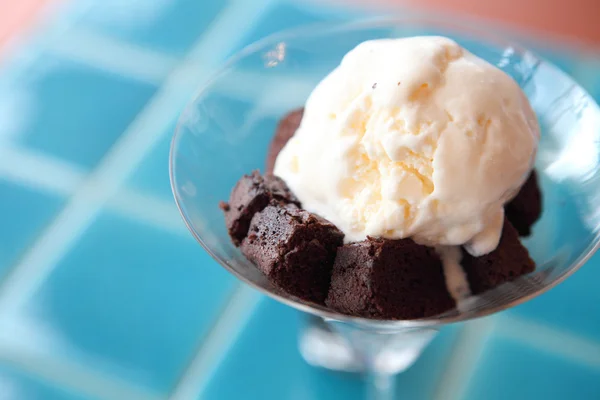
xmin=171 ymin=17 xmax=600 ymax=399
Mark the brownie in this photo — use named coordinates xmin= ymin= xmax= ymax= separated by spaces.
xmin=462 ymin=218 xmax=535 ymax=294
xmin=266 ymin=108 xmax=304 ymax=175
xmin=241 ymin=203 xmax=344 ymax=303
xmin=220 ymin=170 xmax=300 ymax=245
xmin=505 ymin=170 xmax=542 ymax=236
xmin=218 ymin=108 xmax=542 ymax=319
xmin=325 ymin=238 xmax=455 ymax=319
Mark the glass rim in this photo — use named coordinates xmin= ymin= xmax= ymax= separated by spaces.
xmin=170 ymin=16 xmax=600 ymax=330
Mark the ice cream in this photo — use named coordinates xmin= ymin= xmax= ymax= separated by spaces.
xmin=274 ymin=36 xmax=539 ymax=256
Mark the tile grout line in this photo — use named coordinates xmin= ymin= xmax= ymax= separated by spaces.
xmin=432 ymin=317 xmax=496 ymax=400
xmin=0 ymin=145 xmax=86 ymax=195
xmin=0 ymin=348 xmax=163 ymax=400
xmin=0 ymin=145 xmax=188 ymax=236
xmin=166 ymin=1 xmax=283 ymax=397
xmin=0 ymin=0 xmax=276 ymax=397
xmin=0 ymin=0 xmax=267 ymax=310
xmin=496 ymin=314 xmax=600 ymax=370
xmin=2 ymin=2 xmax=599 ymax=398
xmin=12 ymin=0 xmax=288 ymax=90
xmin=0 ymin=0 xmax=94 ymax=81
xmin=176 ymin=0 xmax=277 ymax=63
xmin=109 ymin=190 xmax=188 ymax=235
xmin=44 ymin=27 xmax=180 ymax=86
xmin=169 ymin=285 xmax=263 ymax=400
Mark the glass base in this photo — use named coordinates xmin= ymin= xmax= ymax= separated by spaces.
xmin=299 ymin=315 xmax=439 ymax=375
xmin=299 ymin=316 xmax=364 ymax=372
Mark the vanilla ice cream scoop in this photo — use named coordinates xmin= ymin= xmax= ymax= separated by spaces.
xmin=274 ymin=36 xmax=539 ymax=256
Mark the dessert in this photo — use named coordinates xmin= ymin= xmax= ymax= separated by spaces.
xmin=220 ymin=171 xmax=300 ymax=245
xmin=326 ymin=237 xmax=454 ymax=319
xmin=222 ymin=36 xmax=542 ymax=319
xmin=505 ymin=170 xmax=542 ymax=236
xmin=267 ymin=108 xmax=542 ymax=237
xmin=274 ymin=37 xmax=538 ymax=254
xmin=267 ymin=108 xmax=304 ymax=175
xmin=242 ymin=203 xmax=343 ymax=303
xmin=461 ymin=217 xmax=536 ymax=294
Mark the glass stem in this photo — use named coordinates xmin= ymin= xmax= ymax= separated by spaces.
xmin=366 ymin=368 xmax=396 ymax=400
xmin=308 ymin=320 xmax=439 ymax=399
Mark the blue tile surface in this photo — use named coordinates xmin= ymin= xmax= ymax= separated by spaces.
xmin=578 ymin=70 xmax=600 ymax=104
xmin=0 ymin=182 xmax=63 ymax=279
xmin=0 ymin=0 xmax=599 ymax=399
xmin=127 ymin=123 xmax=176 ymax=199
xmin=128 ymin=94 xmax=273 ymax=199
xmin=203 ymin=299 xmax=363 ymax=400
xmin=9 ymin=54 xmax=156 ymax=168
xmin=21 ymin=209 xmax=235 ymax=394
xmin=203 ymin=298 xmax=461 ymax=400
xmin=534 ymin=48 xmax=578 ymax=76
xmin=231 ymin=1 xmax=356 ymax=56
xmin=77 ymin=0 xmax=230 ymax=56
xmin=465 ymin=335 xmax=600 ymax=400
xmin=228 ymin=2 xmax=384 ymax=79
xmin=399 ymin=324 xmax=462 ymax=400
xmin=183 ymin=90 xmax=274 ymax=174
xmin=0 ymin=365 xmax=83 ymax=400
xmin=510 ymin=253 xmax=600 ymax=340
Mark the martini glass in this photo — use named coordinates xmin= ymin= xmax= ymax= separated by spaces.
xmin=170 ymin=17 xmax=600 ymax=400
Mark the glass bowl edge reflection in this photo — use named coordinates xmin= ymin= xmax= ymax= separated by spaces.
xmin=170 ymin=17 xmax=600 ymax=331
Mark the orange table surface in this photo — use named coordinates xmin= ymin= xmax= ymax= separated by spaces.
xmin=2 ymin=0 xmax=599 ymax=55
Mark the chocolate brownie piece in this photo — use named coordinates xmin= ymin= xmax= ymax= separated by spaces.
xmin=266 ymin=108 xmax=304 ymax=174
xmin=241 ymin=203 xmax=343 ymax=303
xmin=462 ymin=218 xmax=535 ymax=294
xmin=505 ymin=170 xmax=542 ymax=236
xmin=325 ymin=238 xmax=454 ymax=319
xmin=220 ymin=171 xmax=300 ymax=245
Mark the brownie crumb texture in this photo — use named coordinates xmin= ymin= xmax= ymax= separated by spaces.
xmin=222 ymin=169 xmax=538 ymax=319
xmin=266 ymin=108 xmax=304 ymax=175
xmin=241 ymin=203 xmax=344 ymax=303
xmin=326 ymin=238 xmax=455 ymax=319
xmin=221 ymin=170 xmax=300 ymax=245
xmin=462 ymin=218 xmax=536 ymax=294
xmin=505 ymin=170 xmax=542 ymax=236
